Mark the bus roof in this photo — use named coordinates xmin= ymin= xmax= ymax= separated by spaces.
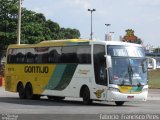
xmin=7 ymin=39 xmax=142 ymax=48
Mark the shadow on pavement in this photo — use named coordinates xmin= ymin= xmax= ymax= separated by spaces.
xmin=0 ymin=97 xmax=134 ymax=107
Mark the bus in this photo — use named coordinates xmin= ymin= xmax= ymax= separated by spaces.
xmin=5 ymin=39 xmax=156 ymax=106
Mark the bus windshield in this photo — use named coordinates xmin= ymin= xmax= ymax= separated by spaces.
xmin=107 ymin=45 xmax=147 ymax=86
xmin=107 ymin=45 xmax=145 ymax=57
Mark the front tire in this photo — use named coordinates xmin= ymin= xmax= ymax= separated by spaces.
xmin=82 ymin=87 xmax=92 ymax=105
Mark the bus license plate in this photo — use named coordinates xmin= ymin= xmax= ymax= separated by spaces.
xmin=127 ymin=96 xmax=134 ymax=99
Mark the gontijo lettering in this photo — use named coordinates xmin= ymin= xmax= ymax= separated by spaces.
xmin=24 ymin=66 xmax=49 ymax=73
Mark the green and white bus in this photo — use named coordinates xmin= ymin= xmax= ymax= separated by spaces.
xmin=5 ymin=39 xmax=156 ymax=105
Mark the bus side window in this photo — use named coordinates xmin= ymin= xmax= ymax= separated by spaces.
xmin=94 ymin=45 xmax=107 ymax=86
xmin=61 ymin=46 xmax=78 ymax=63
xmin=77 ymin=46 xmax=91 ymax=64
xmin=7 ymin=49 xmax=16 ymax=63
xmin=35 ymin=53 xmax=49 ymax=63
xmin=42 ymin=53 xmax=49 ymax=63
xmin=25 ymin=52 xmax=35 ymax=63
xmin=48 ymin=50 xmax=61 ymax=63
xmin=15 ymin=53 xmax=25 ymax=63
xmin=7 ymin=54 xmax=15 ymax=63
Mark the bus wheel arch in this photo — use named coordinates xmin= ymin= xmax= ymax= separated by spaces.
xmin=25 ymin=82 xmax=33 ymax=99
xmin=80 ymin=85 xmax=93 ymax=105
xmin=17 ymin=82 xmax=26 ymax=99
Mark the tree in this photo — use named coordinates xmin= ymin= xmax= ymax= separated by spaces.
xmin=45 ymin=20 xmax=60 ymax=39
xmin=0 ymin=0 xmax=19 ymax=51
xmin=21 ymin=9 xmax=47 ymax=44
xmin=0 ymin=0 xmax=81 ymax=50
xmin=59 ymin=28 xmax=80 ymax=39
xmin=122 ymin=29 xmax=143 ymax=44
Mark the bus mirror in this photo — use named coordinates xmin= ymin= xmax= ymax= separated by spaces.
xmin=147 ymin=57 xmax=156 ymax=70
xmin=104 ymin=55 xmax=112 ymax=68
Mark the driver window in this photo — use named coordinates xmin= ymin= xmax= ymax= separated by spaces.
xmin=93 ymin=45 xmax=107 ymax=86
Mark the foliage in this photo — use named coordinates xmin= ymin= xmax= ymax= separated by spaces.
xmin=60 ymin=28 xmax=80 ymax=39
xmin=0 ymin=0 xmax=80 ymax=51
xmin=148 ymin=69 xmax=160 ymax=89
xmin=153 ymin=48 xmax=160 ymax=53
xmin=122 ymin=29 xmax=143 ymax=44
xmin=0 ymin=0 xmax=18 ymax=50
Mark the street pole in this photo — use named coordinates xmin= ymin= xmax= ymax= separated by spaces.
xmin=88 ymin=9 xmax=96 ymax=40
xmin=109 ymin=32 xmax=114 ymax=41
xmin=105 ymin=24 xmax=111 ymax=34
xmin=105 ymin=24 xmax=111 ymax=41
xmin=17 ymin=0 xmax=22 ymax=45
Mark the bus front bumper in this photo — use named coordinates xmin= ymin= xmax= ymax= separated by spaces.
xmin=106 ymin=89 xmax=148 ymax=102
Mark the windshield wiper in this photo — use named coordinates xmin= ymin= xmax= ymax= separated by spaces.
xmin=137 ymin=79 xmax=145 ymax=87
xmin=137 ymin=81 xmax=142 ymax=87
xmin=129 ymin=65 xmax=133 ymax=85
xmin=120 ymin=65 xmax=130 ymax=86
xmin=121 ymin=64 xmax=134 ymax=86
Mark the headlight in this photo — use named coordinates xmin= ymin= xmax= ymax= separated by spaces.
xmin=109 ymin=87 xmax=120 ymax=92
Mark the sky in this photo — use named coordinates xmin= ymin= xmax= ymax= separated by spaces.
xmin=23 ymin=0 xmax=160 ymax=47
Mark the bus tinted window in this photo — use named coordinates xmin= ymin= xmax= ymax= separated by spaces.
xmin=49 ymin=48 xmax=61 ymax=63
xmin=94 ymin=45 xmax=107 ymax=86
xmin=15 ymin=53 xmax=25 ymax=63
xmin=107 ymin=46 xmax=128 ymax=56
xmin=35 ymin=53 xmax=48 ymax=63
xmin=107 ymin=45 xmax=145 ymax=57
xmin=77 ymin=46 xmax=91 ymax=64
xmin=25 ymin=52 xmax=35 ymax=63
xmin=61 ymin=46 xmax=78 ymax=63
xmin=7 ymin=45 xmax=91 ymax=64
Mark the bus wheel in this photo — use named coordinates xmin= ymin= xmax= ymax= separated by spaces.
xmin=25 ymin=84 xmax=33 ymax=99
xmin=17 ymin=83 xmax=25 ymax=99
xmin=115 ymin=101 xmax=125 ymax=106
xmin=82 ymin=87 xmax=92 ymax=105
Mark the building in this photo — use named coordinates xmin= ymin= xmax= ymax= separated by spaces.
xmin=146 ymin=52 xmax=160 ymax=68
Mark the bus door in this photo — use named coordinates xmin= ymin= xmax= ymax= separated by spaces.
xmin=92 ymin=44 xmax=108 ymax=101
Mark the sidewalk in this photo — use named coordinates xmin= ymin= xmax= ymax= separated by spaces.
xmin=0 ymin=87 xmax=18 ymax=97
xmin=148 ymin=89 xmax=160 ymax=100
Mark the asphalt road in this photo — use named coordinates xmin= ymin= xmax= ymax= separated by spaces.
xmin=0 ymin=87 xmax=160 ymax=120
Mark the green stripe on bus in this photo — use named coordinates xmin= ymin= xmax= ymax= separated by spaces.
xmin=45 ymin=64 xmax=77 ymax=90
xmin=53 ymin=64 xmax=78 ymax=90
xmin=45 ymin=64 xmax=66 ymax=90
xmin=131 ymin=86 xmax=143 ymax=92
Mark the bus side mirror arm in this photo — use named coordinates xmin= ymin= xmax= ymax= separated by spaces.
xmin=104 ymin=55 xmax=112 ymax=69
xmin=147 ymin=57 xmax=156 ymax=70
